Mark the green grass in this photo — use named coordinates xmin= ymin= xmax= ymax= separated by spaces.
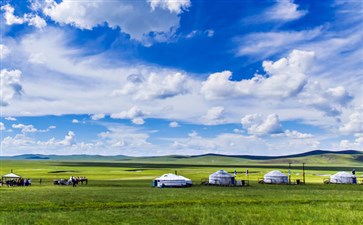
xmin=1 ymin=160 xmax=363 ymax=225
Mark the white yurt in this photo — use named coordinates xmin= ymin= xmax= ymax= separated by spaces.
xmin=209 ymin=170 xmax=235 ymax=185
xmin=153 ymin=174 xmax=192 ymax=188
xmin=263 ymin=170 xmax=288 ymax=184
xmin=330 ymin=172 xmax=357 ymax=184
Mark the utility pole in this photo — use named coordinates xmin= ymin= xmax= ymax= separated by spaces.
xmin=288 ymin=163 xmax=291 ymax=184
xmin=303 ymin=163 xmax=305 ymax=184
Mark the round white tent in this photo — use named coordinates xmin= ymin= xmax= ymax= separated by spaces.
xmin=209 ymin=170 xmax=235 ymax=185
xmin=153 ymin=174 xmax=192 ymax=188
xmin=263 ymin=170 xmax=288 ymax=184
xmin=330 ymin=172 xmax=357 ymax=184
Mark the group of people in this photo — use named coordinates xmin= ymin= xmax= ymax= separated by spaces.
xmin=54 ymin=176 xmax=88 ymax=187
xmin=4 ymin=178 xmax=31 ymax=187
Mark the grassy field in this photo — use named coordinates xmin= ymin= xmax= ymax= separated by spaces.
xmin=1 ymin=159 xmax=363 ymax=225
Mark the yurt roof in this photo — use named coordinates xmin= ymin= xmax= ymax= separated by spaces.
xmin=264 ymin=170 xmax=287 ymax=177
xmin=155 ymin=173 xmax=190 ymax=181
xmin=210 ymin=170 xmax=233 ymax=177
xmin=2 ymin=173 xmax=21 ymax=178
xmin=331 ymin=171 xmax=355 ymax=178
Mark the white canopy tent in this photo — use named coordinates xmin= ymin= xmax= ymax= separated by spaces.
xmin=153 ymin=174 xmax=192 ymax=188
xmin=209 ymin=170 xmax=235 ymax=185
xmin=330 ymin=172 xmax=357 ymax=184
xmin=263 ymin=170 xmax=288 ymax=184
xmin=2 ymin=173 xmax=21 ymax=179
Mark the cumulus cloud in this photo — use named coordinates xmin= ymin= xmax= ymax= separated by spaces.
xmin=113 ymin=73 xmax=189 ymax=100
xmin=169 ymin=121 xmax=180 ymax=128
xmin=201 ymin=50 xmax=313 ymax=100
xmin=339 ymin=112 xmax=363 ymax=134
xmin=91 ymin=113 xmax=105 ymax=120
xmin=12 ymin=124 xmax=38 ymax=133
xmin=0 ymin=44 xmax=11 ymax=59
xmin=241 ymin=114 xmax=283 ymax=136
xmin=1 ymin=4 xmax=46 ymax=28
xmin=0 ymin=69 xmax=23 ymax=106
xmin=72 ymin=119 xmax=79 ymax=124
xmin=5 ymin=117 xmax=16 ymax=121
xmin=339 ymin=134 xmax=363 ymax=150
xmin=42 ymin=0 xmax=188 ymax=44
xmin=111 ymin=106 xmax=146 ymax=125
xmin=201 ymin=106 xmax=226 ymax=125
xmin=1 ymin=4 xmax=24 ymax=25
xmin=2 ymin=134 xmax=35 ymax=146
xmin=148 ymin=0 xmax=190 ymax=14
xmin=265 ymin=0 xmax=307 ymax=21
xmin=299 ymin=81 xmax=353 ymax=117
xmin=59 ymin=131 xmax=76 ymax=146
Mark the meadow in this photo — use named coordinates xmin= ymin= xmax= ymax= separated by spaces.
xmin=0 ymin=157 xmax=362 ymax=225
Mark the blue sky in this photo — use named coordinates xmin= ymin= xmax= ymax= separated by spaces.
xmin=0 ymin=0 xmax=362 ymax=156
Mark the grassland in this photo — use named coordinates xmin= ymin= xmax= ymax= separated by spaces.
xmin=1 ymin=155 xmax=363 ymax=225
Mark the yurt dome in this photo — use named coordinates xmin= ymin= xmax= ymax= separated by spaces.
xmin=209 ymin=170 xmax=235 ymax=185
xmin=263 ymin=170 xmax=288 ymax=184
xmin=153 ymin=174 xmax=192 ymax=187
xmin=330 ymin=171 xmax=356 ymax=184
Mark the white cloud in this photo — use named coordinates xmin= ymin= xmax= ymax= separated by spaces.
xmin=2 ymin=134 xmax=35 ymax=146
xmin=299 ymin=81 xmax=353 ymax=117
xmin=265 ymin=0 xmax=307 ymax=21
xmin=170 ymin=133 xmax=268 ymax=155
xmin=59 ymin=131 xmax=76 ymax=146
xmin=42 ymin=0 xmax=188 ymax=45
xmin=24 ymin=14 xmax=47 ymax=29
xmin=0 ymin=44 xmax=11 ymax=59
xmin=99 ymin=125 xmax=153 ymax=150
xmin=113 ymin=73 xmax=190 ymax=100
xmin=236 ymin=28 xmax=320 ymax=58
xmin=111 ymin=106 xmax=146 ymax=125
xmin=1 ymin=4 xmax=24 ymax=25
xmin=272 ymin=129 xmax=313 ymax=139
xmin=91 ymin=113 xmax=105 ymax=120
xmin=148 ymin=0 xmax=191 ymax=14
xmin=49 ymin=125 xmax=56 ymax=129
xmin=5 ymin=117 xmax=16 ymax=121
xmin=28 ymin=53 xmax=46 ymax=64
xmin=12 ymin=124 xmax=38 ymax=133
xmin=201 ymin=50 xmax=314 ymax=100
xmin=0 ymin=122 xmax=5 ymax=130
xmin=0 ymin=69 xmax=23 ymax=106
xmin=72 ymin=119 xmax=79 ymax=124
xmin=241 ymin=114 xmax=283 ymax=136
xmin=201 ymin=106 xmax=226 ymax=125
xmin=131 ymin=118 xmax=145 ymax=125
xmin=1 ymin=4 xmax=46 ymax=28
xmin=169 ymin=121 xmax=180 ymax=128
xmin=339 ymin=112 xmax=363 ymax=134
xmin=339 ymin=134 xmax=363 ymax=150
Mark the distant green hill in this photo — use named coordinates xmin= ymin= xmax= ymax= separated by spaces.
xmin=2 ymin=150 xmax=362 ymax=166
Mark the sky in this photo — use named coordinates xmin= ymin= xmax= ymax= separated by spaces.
xmin=0 ymin=0 xmax=362 ymax=156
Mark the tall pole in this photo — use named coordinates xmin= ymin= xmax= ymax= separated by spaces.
xmin=288 ymin=163 xmax=291 ymax=184
xmin=303 ymin=163 xmax=305 ymax=184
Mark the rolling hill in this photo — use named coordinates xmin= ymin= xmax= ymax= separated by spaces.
xmin=2 ymin=150 xmax=362 ymax=166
